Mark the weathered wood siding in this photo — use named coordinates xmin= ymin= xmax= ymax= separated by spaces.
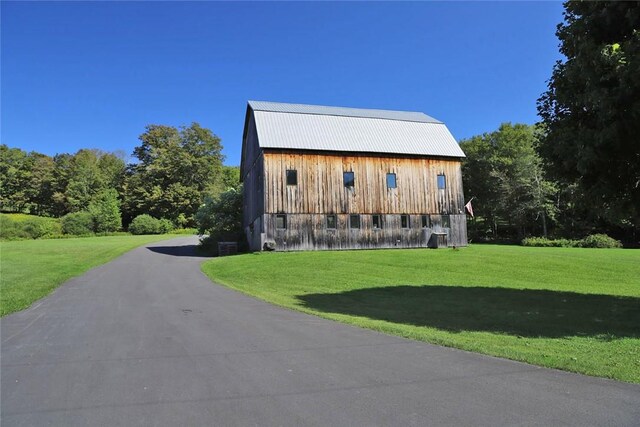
xmin=254 ymin=151 xmax=467 ymax=250
xmin=262 ymin=213 xmax=467 ymax=251
xmin=263 ymin=151 xmax=465 ymax=215
xmin=241 ymin=115 xmax=266 ymax=251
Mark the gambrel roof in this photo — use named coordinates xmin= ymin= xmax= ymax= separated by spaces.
xmin=246 ymin=100 xmax=465 ymax=158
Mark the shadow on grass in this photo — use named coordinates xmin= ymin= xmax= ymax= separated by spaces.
xmin=147 ymin=245 xmax=211 ymax=258
xmin=297 ymin=286 xmax=640 ymax=339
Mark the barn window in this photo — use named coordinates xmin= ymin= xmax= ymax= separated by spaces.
xmin=421 ymin=215 xmax=430 ymax=228
xmin=344 ymin=171 xmax=355 ymax=188
xmin=372 ymin=214 xmax=382 ymax=229
xmin=326 ymin=214 xmax=337 ymax=229
xmin=286 ymin=170 xmax=297 ymax=186
xmin=437 ymin=174 xmax=446 ymax=189
xmin=349 ymin=214 xmax=360 ymax=229
xmin=401 ymin=214 xmax=410 ymax=228
xmin=442 ymin=215 xmax=450 ymax=228
xmin=276 ymin=214 xmax=287 ymax=229
xmin=386 ymin=173 xmax=397 ymax=189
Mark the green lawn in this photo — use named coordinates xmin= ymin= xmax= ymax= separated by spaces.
xmin=202 ymin=245 xmax=640 ymax=383
xmin=1 ymin=235 xmax=179 ymax=316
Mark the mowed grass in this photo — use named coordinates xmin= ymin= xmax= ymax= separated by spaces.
xmin=1 ymin=235 xmax=179 ymax=316
xmin=202 ymin=245 xmax=640 ymax=383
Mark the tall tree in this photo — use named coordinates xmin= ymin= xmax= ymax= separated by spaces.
xmin=124 ymin=123 xmax=224 ymax=225
xmin=64 ymin=149 xmax=108 ymax=212
xmin=0 ymin=145 xmax=32 ymax=212
xmin=220 ymin=165 xmax=241 ymax=191
xmin=88 ymin=188 xmax=122 ymax=232
xmin=460 ymin=124 xmax=557 ymax=239
xmin=537 ymin=1 xmax=640 ymax=233
xmin=25 ymin=152 xmax=55 ymax=216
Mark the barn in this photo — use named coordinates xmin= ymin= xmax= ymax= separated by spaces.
xmin=240 ymin=100 xmax=468 ymax=251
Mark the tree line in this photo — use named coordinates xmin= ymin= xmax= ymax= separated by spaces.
xmin=462 ymin=2 xmax=639 ymax=245
xmin=1 ymin=122 xmax=240 ymax=231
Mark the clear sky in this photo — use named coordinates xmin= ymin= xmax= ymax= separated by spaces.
xmin=2 ymin=1 xmax=564 ymax=166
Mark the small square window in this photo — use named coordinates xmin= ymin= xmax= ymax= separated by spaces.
xmin=442 ymin=215 xmax=450 ymax=228
xmin=401 ymin=214 xmax=410 ymax=229
xmin=326 ymin=214 xmax=337 ymax=229
xmin=437 ymin=174 xmax=446 ymax=189
xmin=386 ymin=173 xmax=397 ymax=189
xmin=372 ymin=214 xmax=382 ymax=229
xmin=344 ymin=171 xmax=355 ymax=188
xmin=286 ymin=170 xmax=297 ymax=186
xmin=421 ymin=215 xmax=430 ymax=228
xmin=276 ymin=214 xmax=287 ymax=229
xmin=349 ymin=214 xmax=360 ymax=229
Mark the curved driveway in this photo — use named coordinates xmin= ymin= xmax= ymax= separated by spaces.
xmin=2 ymin=236 xmax=639 ymax=426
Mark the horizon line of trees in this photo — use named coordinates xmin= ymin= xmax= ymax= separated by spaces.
xmin=0 ymin=122 xmax=240 ymax=231
xmin=460 ymin=122 xmax=635 ymax=245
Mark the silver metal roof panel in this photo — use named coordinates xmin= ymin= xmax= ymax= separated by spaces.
xmin=249 ymin=100 xmax=442 ymax=124
xmin=250 ymin=103 xmax=465 ymax=158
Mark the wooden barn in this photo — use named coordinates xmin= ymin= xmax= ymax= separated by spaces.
xmin=240 ymin=101 xmax=468 ymax=251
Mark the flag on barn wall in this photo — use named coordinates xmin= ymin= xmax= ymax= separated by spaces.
xmin=465 ymin=199 xmax=474 ymax=217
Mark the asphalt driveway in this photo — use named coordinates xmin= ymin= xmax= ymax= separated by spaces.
xmin=2 ymin=236 xmax=639 ymax=426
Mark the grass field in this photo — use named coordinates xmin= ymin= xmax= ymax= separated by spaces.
xmin=1 ymin=234 xmax=179 ymax=316
xmin=202 ymin=245 xmax=640 ymax=383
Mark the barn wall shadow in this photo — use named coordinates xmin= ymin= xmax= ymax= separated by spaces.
xmin=297 ymin=286 xmax=640 ymax=339
xmin=147 ymin=245 xmax=210 ymax=258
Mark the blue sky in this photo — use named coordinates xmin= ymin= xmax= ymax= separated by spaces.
xmin=2 ymin=1 xmax=564 ymax=166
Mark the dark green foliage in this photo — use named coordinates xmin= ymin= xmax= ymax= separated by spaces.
xmin=0 ymin=122 xmax=222 ymax=236
xmin=196 ymin=186 xmax=244 ymax=254
xmin=460 ymin=123 xmax=557 ymax=240
xmin=0 ymin=145 xmax=126 ymax=218
xmin=123 ymin=123 xmax=225 ymax=226
xmin=220 ymin=165 xmax=241 ymax=191
xmin=0 ymin=146 xmax=54 ymax=214
xmin=158 ymin=218 xmax=175 ymax=234
xmin=537 ymin=1 xmax=640 ymax=234
xmin=88 ymin=189 xmax=122 ymax=233
xmin=61 ymin=212 xmax=95 ymax=235
xmin=128 ymin=214 xmax=173 ymax=235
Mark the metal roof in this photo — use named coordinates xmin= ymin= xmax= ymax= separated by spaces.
xmin=249 ymin=100 xmax=442 ymax=124
xmin=247 ymin=101 xmax=465 ymax=158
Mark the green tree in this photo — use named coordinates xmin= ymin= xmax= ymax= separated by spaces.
xmin=25 ymin=153 xmax=55 ymax=216
xmin=537 ymin=1 xmax=640 ymax=235
xmin=460 ymin=124 xmax=557 ymax=239
xmin=64 ymin=149 xmax=107 ymax=212
xmin=0 ymin=145 xmax=31 ymax=212
xmin=196 ymin=186 xmax=244 ymax=253
xmin=88 ymin=189 xmax=122 ymax=233
xmin=220 ymin=166 xmax=241 ymax=191
xmin=124 ymin=123 xmax=224 ymax=226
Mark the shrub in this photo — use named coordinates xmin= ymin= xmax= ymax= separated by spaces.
xmin=1 ymin=214 xmax=63 ymax=240
xmin=522 ymin=234 xmax=622 ymax=248
xmin=61 ymin=211 xmax=95 ymax=235
xmin=0 ymin=215 xmax=26 ymax=239
xmin=128 ymin=214 xmax=173 ymax=235
xmin=171 ymin=227 xmax=198 ymax=235
xmin=158 ymin=218 xmax=175 ymax=234
xmin=579 ymin=234 xmax=622 ymax=248
xmin=521 ymin=237 xmax=580 ymax=247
